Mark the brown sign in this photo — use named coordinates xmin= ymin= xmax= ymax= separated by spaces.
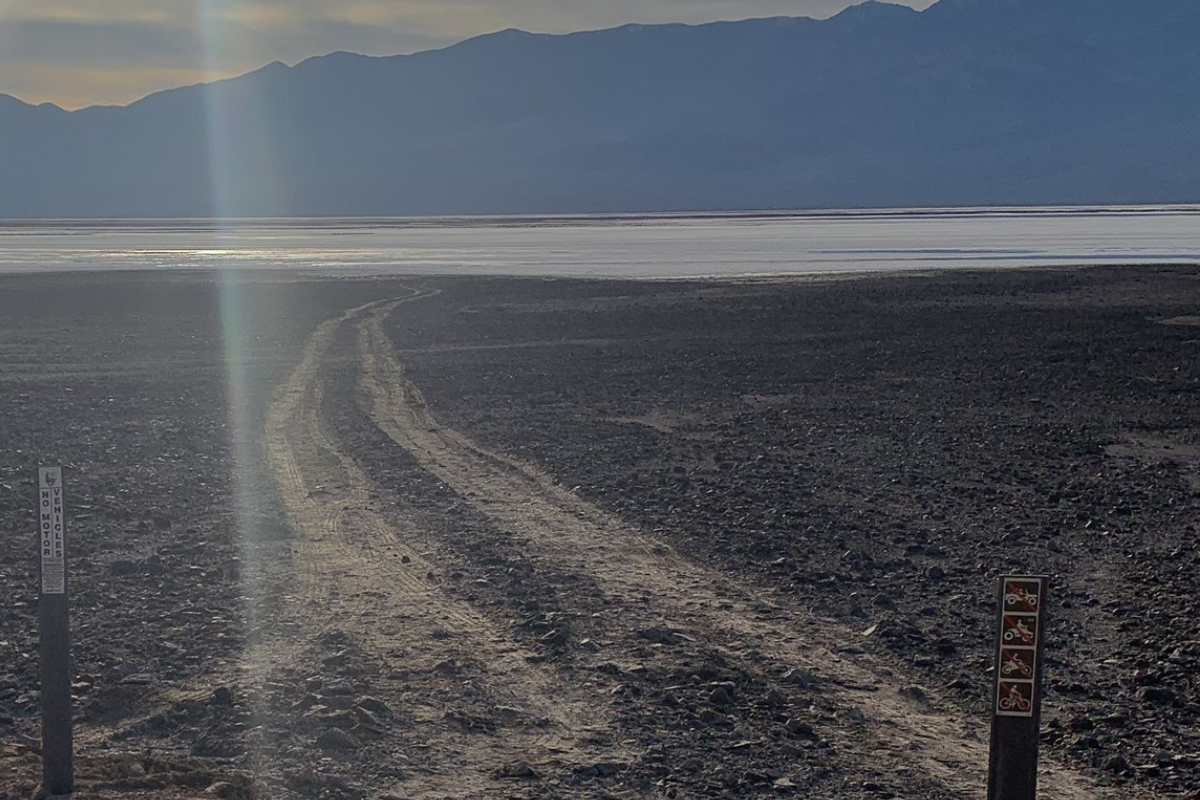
xmin=989 ymin=575 xmax=1048 ymax=800
xmin=994 ymin=576 xmax=1044 ymax=719
xmin=1003 ymin=579 xmax=1041 ymax=613
xmin=997 ymin=681 xmax=1035 ymax=715
xmin=1001 ymin=614 xmax=1038 ymax=647
xmin=999 ymin=647 xmax=1035 ymax=680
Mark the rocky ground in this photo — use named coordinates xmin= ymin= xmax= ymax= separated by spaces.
xmin=1 ymin=265 xmax=1198 ymax=799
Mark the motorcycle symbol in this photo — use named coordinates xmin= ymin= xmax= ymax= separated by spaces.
xmin=1002 ymin=653 xmax=1033 ymax=679
xmin=998 ymin=684 xmax=1032 ymax=713
xmin=1003 ymin=618 xmax=1036 ymax=645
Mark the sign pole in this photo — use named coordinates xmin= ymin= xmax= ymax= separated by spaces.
xmin=37 ymin=466 xmax=73 ymax=796
xmin=987 ymin=575 xmax=1048 ymax=800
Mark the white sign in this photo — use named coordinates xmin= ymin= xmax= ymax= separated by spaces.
xmin=38 ymin=467 xmax=66 ymax=594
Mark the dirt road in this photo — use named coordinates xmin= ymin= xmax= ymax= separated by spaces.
xmin=254 ymin=286 xmax=1124 ymax=799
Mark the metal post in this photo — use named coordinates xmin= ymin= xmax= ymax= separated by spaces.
xmin=37 ymin=466 xmax=73 ymax=795
xmin=987 ymin=575 xmax=1048 ymax=800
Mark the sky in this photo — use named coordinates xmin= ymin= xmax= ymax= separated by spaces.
xmin=0 ymin=0 xmax=935 ymax=109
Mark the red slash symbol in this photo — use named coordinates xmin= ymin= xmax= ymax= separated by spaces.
xmin=1002 ymin=650 xmax=1034 ymax=678
xmin=1005 ymin=583 xmax=1039 ymax=611
xmin=999 ymin=682 xmax=1033 ymax=713
xmin=1002 ymin=615 xmax=1037 ymax=645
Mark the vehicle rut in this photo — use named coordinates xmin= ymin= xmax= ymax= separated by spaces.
xmin=264 ymin=291 xmax=622 ymax=799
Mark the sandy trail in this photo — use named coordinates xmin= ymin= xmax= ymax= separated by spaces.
xmin=263 ymin=291 xmax=623 ymax=798
xmin=350 ymin=294 xmax=1117 ymax=800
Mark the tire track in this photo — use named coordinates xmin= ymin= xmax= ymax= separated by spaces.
xmin=263 ymin=291 xmax=622 ymax=798
xmin=357 ymin=297 xmax=1118 ymax=800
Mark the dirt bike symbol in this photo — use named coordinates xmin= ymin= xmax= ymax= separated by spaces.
xmin=1005 ymin=587 xmax=1038 ymax=609
xmin=1002 ymin=654 xmax=1033 ymax=678
xmin=1003 ymin=619 xmax=1036 ymax=645
xmin=999 ymin=684 xmax=1032 ymax=713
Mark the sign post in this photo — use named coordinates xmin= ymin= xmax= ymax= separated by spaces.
xmin=987 ymin=575 xmax=1048 ymax=800
xmin=37 ymin=466 xmax=73 ymax=796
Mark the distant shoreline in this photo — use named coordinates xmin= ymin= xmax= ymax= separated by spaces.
xmin=3 ymin=203 xmax=1200 ymax=230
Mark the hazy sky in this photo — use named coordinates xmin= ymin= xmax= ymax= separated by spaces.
xmin=0 ymin=0 xmax=936 ymax=109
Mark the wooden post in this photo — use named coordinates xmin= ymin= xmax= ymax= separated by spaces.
xmin=37 ymin=466 xmax=73 ymax=796
xmin=987 ymin=575 xmax=1048 ymax=800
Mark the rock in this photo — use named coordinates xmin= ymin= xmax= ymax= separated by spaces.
xmin=287 ymin=767 xmax=360 ymax=795
xmin=1138 ymin=687 xmax=1177 ymax=705
xmin=780 ymin=668 xmax=817 ymax=689
xmin=574 ymin=761 xmax=625 ymax=778
xmin=765 ymin=688 xmax=787 ymax=707
xmin=216 ymin=776 xmax=269 ymax=800
xmin=319 ymin=693 xmax=355 ymax=709
xmin=784 ymin=718 xmax=815 ymax=737
xmin=1104 ymin=754 xmax=1130 ymax=773
xmin=637 ymin=627 xmax=685 ymax=646
xmin=492 ymin=705 xmax=524 ymax=724
xmin=356 ymin=696 xmax=391 ymax=716
xmin=315 ymin=727 xmax=361 ymax=751
xmin=120 ymin=674 xmax=154 ymax=685
xmin=110 ymin=752 xmax=146 ymax=777
xmin=210 ymin=686 xmax=235 ymax=706
xmin=353 ymin=706 xmax=384 ymax=728
xmin=495 ymin=761 xmax=539 ymax=779
xmin=925 ymin=566 xmax=946 ymax=580
xmin=709 ymin=684 xmax=735 ymax=706
xmin=539 ymin=629 xmax=570 ymax=647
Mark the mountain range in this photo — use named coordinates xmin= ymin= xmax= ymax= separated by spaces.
xmin=2 ymin=0 xmax=1198 ymax=218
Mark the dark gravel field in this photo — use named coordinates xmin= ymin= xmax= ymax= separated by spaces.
xmin=1 ymin=264 xmax=1197 ymax=800
xmin=384 ymin=265 xmax=1200 ymax=796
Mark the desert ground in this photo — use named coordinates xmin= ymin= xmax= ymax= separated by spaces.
xmin=2 ymin=265 xmax=1199 ymax=799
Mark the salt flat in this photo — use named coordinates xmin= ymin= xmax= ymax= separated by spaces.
xmin=1 ymin=207 xmax=1198 ymax=278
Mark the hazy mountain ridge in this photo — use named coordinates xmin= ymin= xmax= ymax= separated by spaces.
xmin=1 ymin=0 xmax=1197 ymax=217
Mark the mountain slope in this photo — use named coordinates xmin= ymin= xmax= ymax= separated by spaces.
xmin=1 ymin=0 xmax=1198 ymax=217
